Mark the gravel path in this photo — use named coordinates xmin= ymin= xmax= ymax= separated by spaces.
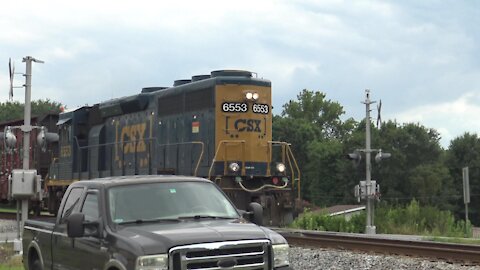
xmin=0 ymin=219 xmax=17 ymax=233
xmin=290 ymin=246 xmax=480 ymax=270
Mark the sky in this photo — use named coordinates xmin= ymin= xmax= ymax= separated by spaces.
xmin=1 ymin=0 xmax=479 ymax=147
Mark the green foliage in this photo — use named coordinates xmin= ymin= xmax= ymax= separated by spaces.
xmin=445 ymin=133 xmax=480 ymax=225
xmin=291 ymin=209 xmax=365 ymax=233
xmin=0 ymin=99 xmax=63 ymax=123
xmin=425 ymin=237 xmax=480 ymax=245
xmin=361 ymin=121 xmax=451 ymax=206
xmin=274 ymin=90 xmax=459 ymax=213
xmin=273 ymin=89 xmax=356 ymax=204
xmin=280 ymin=89 xmax=356 ymax=139
xmin=292 ymin=201 xmax=471 ymax=237
xmin=0 ymin=243 xmax=23 ymax=270
xmin=375 ymin=200 xmax=471 ymax=237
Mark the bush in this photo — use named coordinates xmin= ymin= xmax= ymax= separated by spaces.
xmin=291 ymin=210 xmax=364 ymax=233
xmin=292 ymin=200 xmax=472 ymax=237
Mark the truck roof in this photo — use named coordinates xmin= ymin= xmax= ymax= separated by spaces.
xmin=69 ymin=175 xmax=211 ymax=189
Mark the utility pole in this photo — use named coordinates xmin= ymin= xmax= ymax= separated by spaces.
xmin=348 ymin=89 xmax=391 ymax=235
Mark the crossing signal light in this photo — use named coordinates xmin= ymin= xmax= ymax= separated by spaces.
xmin=347 ymin=151 xmax=362 ymax=166
xmin=374 ymin=150 xmax=391 ymax=163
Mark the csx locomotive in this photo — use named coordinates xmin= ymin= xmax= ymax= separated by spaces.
xmin=3 ymin=70 xmax=300 ymax=225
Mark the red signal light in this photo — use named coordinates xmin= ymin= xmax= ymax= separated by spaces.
xmin=272 ymin=177 xmax=279 ymax=185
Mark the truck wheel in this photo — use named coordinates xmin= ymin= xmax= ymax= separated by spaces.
xmin=31 ymin=259 xmax=43 ymax=270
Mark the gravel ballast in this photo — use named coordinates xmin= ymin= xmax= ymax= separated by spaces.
xmin=289 ymin=246 xmax=480 ymax=270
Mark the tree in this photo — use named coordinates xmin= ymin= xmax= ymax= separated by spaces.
xmin=340 ymin=119 xmax=454 ymax=210
xmin=280 ymin=89 xmax=356 ymax=139
xmin=0 ymin=99 xmax=63 ymax=123
xmin=407 ymin=164 xmax=454 ymax=208
xmin=273 ymin=89 xmax=356 ymax=204
xmin=446 ymin=133 xmax=480 ymax=225
xmin=274 ymin=89 xmax=455 ymax=213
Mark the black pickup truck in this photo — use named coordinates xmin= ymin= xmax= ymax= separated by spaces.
xmin=22 ymin=175 xmax=292 ymax=270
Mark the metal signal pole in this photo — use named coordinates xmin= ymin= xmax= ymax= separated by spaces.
xmin=363 ymin=89 xmax=376 ymax=235
xmin=349 ymin=90 xmax=390 ymax=235
xmin=20 ymin=56 xmax=44 ymax=231
xmin=6 ymin=56 xmax=54 ymax=252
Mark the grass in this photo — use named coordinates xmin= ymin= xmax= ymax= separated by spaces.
xmin=0 ymin=243 xmax=23 ymax=270
xmin=424 ymin=236 xmax=480 ymax=245
xmin=0 ymin=207 xmax=17 ymax=214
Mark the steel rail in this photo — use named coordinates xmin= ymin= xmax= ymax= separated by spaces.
xmin=274 ymin=228 xmax=480 ymax=264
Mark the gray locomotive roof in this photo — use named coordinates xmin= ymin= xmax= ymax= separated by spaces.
xmin=57 ymin=70 xmax=271 ymax=120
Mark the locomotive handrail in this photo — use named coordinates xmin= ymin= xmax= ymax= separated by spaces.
xmin=287 ymin=144 xmax=301 ymax=200
xmin=155 ymin=141 xmax=204 ymax=176
xmin=45 ymin=157 xmax=59 ymax=182
xmin=208 ymin=140 xmax=246 ymax=179
xmin=237 ymin=179 xmax=289 ymax=192
xmin=267 ymin=141 xmax=301 ymax=200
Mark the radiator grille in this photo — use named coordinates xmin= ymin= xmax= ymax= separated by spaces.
xmin=169 ymin=240 xmax=271 ymax=270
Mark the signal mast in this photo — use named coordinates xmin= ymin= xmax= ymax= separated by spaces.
xmin=3 ymin=56 xmax=58 ymax=252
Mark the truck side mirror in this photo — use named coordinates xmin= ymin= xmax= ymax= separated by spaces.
xmin=67 ymin=213 xmax=101 ymax=238
xmin=67 ymin=213 xmax=85 ymax=238
xmin=247 ymin=202 xmax=263 ymax=226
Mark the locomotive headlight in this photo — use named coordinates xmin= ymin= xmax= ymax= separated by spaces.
xmin=276 ymin=163 xmax=286 ymax=173
xmin=229 ymin=162 xmax=240 ymax=172
xmin=252 ymin=92 xmax=259 ymax=101
xmin=245 ymin=92 xmax=253 ymax=100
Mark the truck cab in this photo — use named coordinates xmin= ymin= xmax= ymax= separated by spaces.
xmin=23 ymin=175 xmax=292 ymax=270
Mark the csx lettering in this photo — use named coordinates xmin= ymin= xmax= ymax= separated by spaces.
xmin=234 ymin=119 xmax=261 ymax=132
xmin=120 ymin=123 xmax=147 ymax=153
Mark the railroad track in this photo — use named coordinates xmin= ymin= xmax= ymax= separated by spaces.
xmin=0 ymin=210 xmax=53 ymax=220
xmin=274 ymin=228 xmax=480 ymax=265
xmin=0 ymin=211 xmax=17 ymax=220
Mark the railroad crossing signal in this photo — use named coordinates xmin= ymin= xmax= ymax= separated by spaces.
xmin=347 ymin=90 xmax=391 ymax=235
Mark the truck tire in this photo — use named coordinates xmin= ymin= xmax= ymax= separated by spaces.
xmin=31 ymin=259 xmax=43 ymax=270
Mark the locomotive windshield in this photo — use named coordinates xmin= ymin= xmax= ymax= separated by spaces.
xmin=108 ymin=181 xmax=239 ymax=224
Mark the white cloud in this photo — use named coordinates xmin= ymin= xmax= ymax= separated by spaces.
xmin=1 ymin=0 xmax=479 ymax=148
xmin=393 ymin=92 xmax=480 ymax=147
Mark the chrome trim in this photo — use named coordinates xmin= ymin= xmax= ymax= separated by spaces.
xmin=24 ymin=226 xmax=53 ymax=235
xmin=169 ymin=239 xmax=270 ymax=270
